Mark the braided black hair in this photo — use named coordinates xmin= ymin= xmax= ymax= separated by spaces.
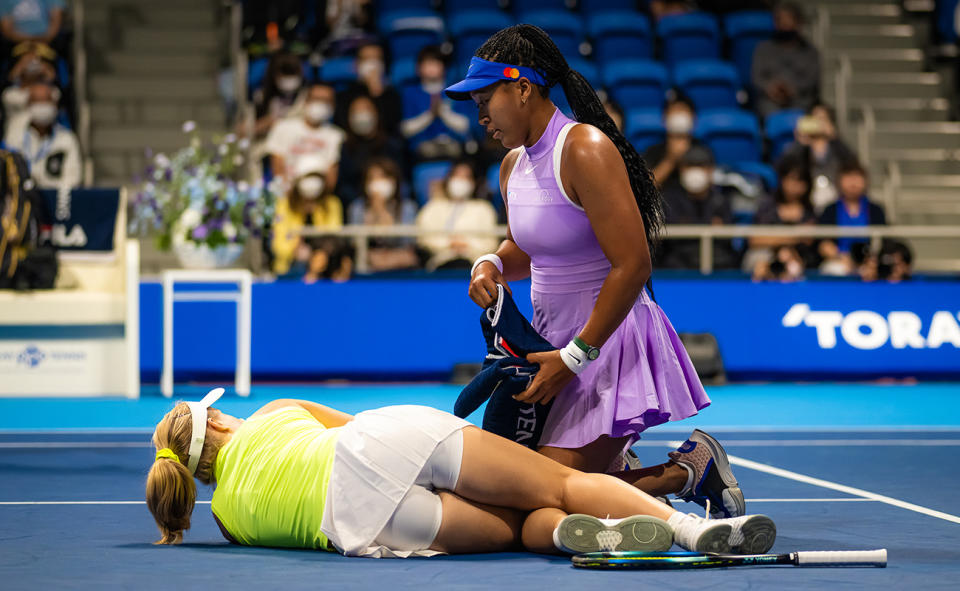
xmin=476 ymin=24 xmax=664 ymax=254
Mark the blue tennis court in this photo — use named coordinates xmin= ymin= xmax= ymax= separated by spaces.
xmin=2 ymin=383 xmax=959 ymax=590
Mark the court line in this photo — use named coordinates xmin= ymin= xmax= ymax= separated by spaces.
xmin=0 ymin=442 xmax=151 ymax=448
xmin=727 ymin=454 xmax=960 ymax=525
xmin=633 ymin=439 xmax=960 ymax=447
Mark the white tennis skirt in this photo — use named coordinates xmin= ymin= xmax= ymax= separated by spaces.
xmin=320 ymin=405 xmax=470 ymax=558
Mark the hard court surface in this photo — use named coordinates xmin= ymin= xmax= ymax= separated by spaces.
xmin=1 ymin=382 xmax=958 ymax=590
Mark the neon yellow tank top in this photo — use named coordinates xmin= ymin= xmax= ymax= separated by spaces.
xmin=211 ymin=406 xmax=340 ymax=549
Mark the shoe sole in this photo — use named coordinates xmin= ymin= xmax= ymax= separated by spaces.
xmin=556 ymin=514 xmax=673 ymax=554
xmin=729 ymin=515 xmax=777 ymax=554
xmin=690 ymin=429 xmax=747 ymax=518
xmin=692 ymin=522 xmax=733 ymax=553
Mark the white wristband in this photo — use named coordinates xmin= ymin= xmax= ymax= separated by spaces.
xmin=471 ymin=253 xmax=503 ymax=276
xmin=559 ymin=339 xmax=592 ymax=375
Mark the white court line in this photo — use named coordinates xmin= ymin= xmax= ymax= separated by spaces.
xmin=633 ymin=439 xmax=960 ymax=447
xmin=728 ymin=454 xmax=960 ymax=525
xmin=0 ymin=501 xmax=212 ymax=505
xmin=0 ymin=442 xmax=151 ymax=448
xmin=748 ymin=498 xmax=876 ymax=503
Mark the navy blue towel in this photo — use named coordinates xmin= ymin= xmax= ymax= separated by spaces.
xmin=455 ymin=285 xmax=555 ymax=449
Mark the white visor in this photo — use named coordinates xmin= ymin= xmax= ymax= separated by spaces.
xmin=184 ymin=387 xmax=225 ymax=475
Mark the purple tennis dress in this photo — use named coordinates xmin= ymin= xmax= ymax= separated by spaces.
xmin=507 ymin=108 xmax=710 ymax=449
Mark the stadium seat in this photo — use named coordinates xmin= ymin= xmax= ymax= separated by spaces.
xmin=602 ymin=59 xmax=669 ymax=111
xmin=587 ymin=12 xmax=653 ymax=63
xmin=567 ymin=58 xmax=601 ymax=89
xmin=486 ymin=163 xmax=504 ymax=213
xmin=412 ymin=160 xmax=453 ymax=205
xmin=380 ymin=0 xmax=434 ymax=10
xmin=936 ymin=0 xmax=959 ymax=44
xmin=579 ymin=0 xmax=637 ymax=13
xmin=764 ymin=109 xmax=804 ymax=160
xmin=731 ymin=161 xmax=777 ymax=192
xmin=317 ymin=56 xmax=356 ymax=90
xmin=389 ymin=57 xmax=419 ymax=89
xmin=516 ymin=10 xmax=583 ymax=57
xmin=378 ymin=9 xmax=445 ymax=60
xmin=723 ymin=11 xmax=774 ymax=85
xmin=656 ymin=12 xmax=720 ymax=67
xmin=624 ymin=109 xmax=665 ymax=153
xmin=444 ymin=0 xmax=507 ymax=14
xmin=511 ymin=0 xmax=575 ymax=12
xmin=448 ymin=10 xmax=515 ymax=65
xmin=672 ymin=59 xmax=741 ymax=111
xmin=694 ymin=109 xmax=761 ymax=165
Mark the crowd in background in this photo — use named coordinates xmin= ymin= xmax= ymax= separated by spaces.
xmin=231 ymin=0 xmax=937 ymax=283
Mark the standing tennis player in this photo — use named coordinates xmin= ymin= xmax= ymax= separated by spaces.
xmin=450 ymin=25 xmax=742 ymax=518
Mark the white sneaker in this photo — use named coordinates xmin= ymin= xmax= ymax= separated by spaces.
xmin=553 ymin=514 xmax=673 ymax=554
xmin=668 ymin=511 xmax=776 ymax=554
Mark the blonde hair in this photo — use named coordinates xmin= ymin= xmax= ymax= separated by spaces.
xmin=146 ymin=402 xmax=223 ymax=545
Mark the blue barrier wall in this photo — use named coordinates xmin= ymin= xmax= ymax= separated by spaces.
xmin=140 ymin=277 xmax=960 ymax=381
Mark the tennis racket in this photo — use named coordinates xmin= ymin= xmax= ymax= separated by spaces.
xmin=572 ymin=549 xmax=887 ymax=570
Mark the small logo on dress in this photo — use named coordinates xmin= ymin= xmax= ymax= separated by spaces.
xmin=538 ymin=190 xmax=553 ymax=203
xmin=524 ymin=164 xmax=535 ymax=174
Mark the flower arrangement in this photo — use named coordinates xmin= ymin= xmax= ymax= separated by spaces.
xmin=128 ymin=122 xmax=275 ymax=259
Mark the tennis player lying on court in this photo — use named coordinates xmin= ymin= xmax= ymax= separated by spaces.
xmin=147 ymin=390 xmax=776 ymax=558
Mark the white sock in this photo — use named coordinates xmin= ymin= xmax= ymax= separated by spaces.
xmin=667 ymin=511 xmax=692 ymax=530
xmin=552 ymin=524 xmax=564 ymax=551
xmin=598 ymin=516 xmax=621 ymax=526
xmin=676 ymin=462 xmax=695 ymax=497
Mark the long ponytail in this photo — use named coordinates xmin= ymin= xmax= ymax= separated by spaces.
xmin=146 ymin=402 xmax=221 ymax=545
xmin=475 ymin=24 xmax=664 ymax=254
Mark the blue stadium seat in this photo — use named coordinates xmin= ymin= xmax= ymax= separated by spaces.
xmin=624 ymin=109 xmax=665 ymax=153
xmin=567 ymin=57 xmax=601 ymax=89
xmin=378 ymin=9 xmax=445 ymax=60
xmin=511 ymin=0 xmax=575 ymax=12
xmin=486 ymin=163 xmax=504 ymax=213
xmin=448 ymin=10 xmax=515 ymax=64
xmin=602 ymin=59 xmax=669 ymax=111
xmin=444 ymin=0 xmax=507 ymax=14
xmin=672 ymin=59 xmax=741 ymax=111
xmin=731 ymin=161 xmax=777 ymax=192
xmin=412 ymin=160 xmax=453 ymax=205
xmin=656 ymin=12 xmax=720 ymax=67
xmin=378 ymin=0 xmax=434 ymax=10
xmin=317 ymin=56 xmax=356 ymax=90
xmin=517 ymin=10 xmax=583 ymax=57
xmin=587 ymin=12 xmax=653 ymax=62
xmin=694 ymin=109 xmax=761 ymax=165
xmin=764 ymin=109 xmax=804 ymax=160
xmin=579 ymin=0 xmax=637 ymax=13
xmin=723 ymin=11 xmax=774 ymax=85
xmin=389 ymin=57 xmax=419 ymax=89
xmin=936 ymin=0 xmax=959 ymax=43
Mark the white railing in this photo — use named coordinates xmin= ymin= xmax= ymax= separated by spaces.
xmin=300 ymin=224 xmax=960 ymax=275
xmin=72 ymin=0 xmax=92 ymax=185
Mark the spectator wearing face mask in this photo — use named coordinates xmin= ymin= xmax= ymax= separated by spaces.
xmin=264 ymin=82 xmax=345 ymax=188
xmin=337 ymin=93 xmax=405 ymax=207
xmin=415 ymin=159 xmax=499 ymax=271
xmin=643 ymin=94 xmax=710 ymax=189
xmin=779 ymin=103 xmax=855 ymax=214
xmin=751 ymin=2 xmax=821 ymax=118
xmin=657 ymin=145 xmax=739 ymax=270
xmin=401 ymin=45 xmax=470 ymax=161
xmin=817 ymin=160 xmax=887 ymax=276
xmin=347 ymin=157 xmax=420 ymax=272
xmin=270 ymin=154 xmax=344 ymax=277
xmin=251 ymin=52 xmax=306 ymax=139
xmin=745 ymin=152 xmax=818 ymax=280
xmin=335 ymin=42 xmax=402 ymax=136
xmin=2 ymin=45 xmax=57 ymax=130
xmin=3 ymin=82 xmax=79 ymax=189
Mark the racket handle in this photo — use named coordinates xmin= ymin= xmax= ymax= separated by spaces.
xmin=794 ymin=549 xmax=887 ymax=567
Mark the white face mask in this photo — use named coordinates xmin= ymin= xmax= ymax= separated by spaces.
xmin=680 ymin=167 xmax=711 ymax=194
xmin=350 ymin=111 xmax=377 ymax=136
xmin=665 ymin=112 xmax=694 ymax=135
xmin=357 ymin=59 xmax=383 ymax=79
xmin=28 ymin=102 xmax=57 ymax=126
xmin=305 ymin=101 xmax=333 ymax=124
xmin=447 ymin=177 xmax=474 ymax=201
xmin=297 ymin=176 xmax=325 ymax=199
xmin=422 ymin=80 xmax=445 ymax=95
xmin=277 ymin=76 xmax=302 ymax=94
xmin=367 ymin=178 xmax=396 ymax=199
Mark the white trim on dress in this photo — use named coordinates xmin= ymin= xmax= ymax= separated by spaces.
xmin=552 ymin=122 xmax=584 ymax=212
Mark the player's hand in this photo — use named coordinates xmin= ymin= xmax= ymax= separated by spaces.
xmin=468 ymin=261 xmax=511 ymax=308
xmin=515 ymin=350 xmax=575 ymax=406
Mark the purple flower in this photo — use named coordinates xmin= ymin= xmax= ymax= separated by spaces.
xmin=164 ymin=169 xmax=172 ymax=181
xmin=144 ymin=147 xmax=153 ymax=159
xmin=191 ymin=225 xmax=209 ymax=240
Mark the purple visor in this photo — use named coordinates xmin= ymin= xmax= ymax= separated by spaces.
xmin=444 ymin=57 xmax=549 ymax=100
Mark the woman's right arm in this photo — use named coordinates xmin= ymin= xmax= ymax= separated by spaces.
xmin=250 ymin=399 xmax=354 ymax=427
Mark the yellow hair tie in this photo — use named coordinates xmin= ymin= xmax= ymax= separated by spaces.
xmin=156 ymin=448 xmax=181 ymax=464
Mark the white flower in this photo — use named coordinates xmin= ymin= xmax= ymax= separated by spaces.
xmin=218 ymin=144 xmax=229 ymax=156
xmin=237 ymin=181 xmax=250 ymax=193
xmin=224 ymin=133 xmax=237 ymax=143
xmin=178 ymin=208 xmax=202 ymax=230
xmin=233 ymin=155 xmax=244 ymax=166
xmin=222 ymin=222 xmax=237 ymax=241
xmin=238 ymin=138 xmax=251 ymax=150
xmin=182 ymin=120 xmax=197 ymax=133
xmin=154 ymin=153 xmax=171 ymax=168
